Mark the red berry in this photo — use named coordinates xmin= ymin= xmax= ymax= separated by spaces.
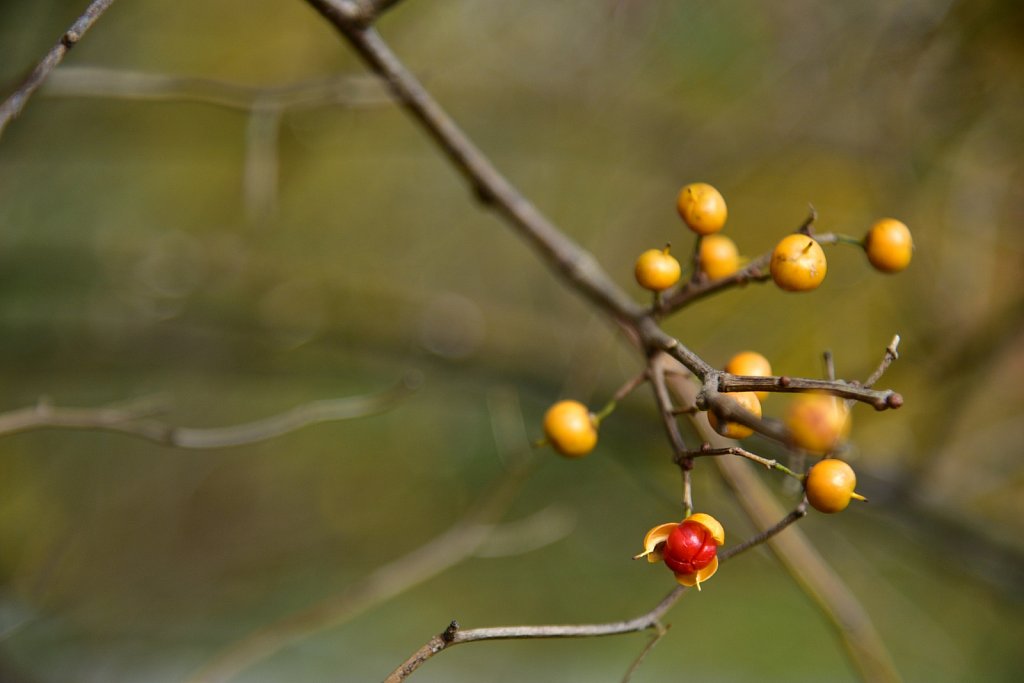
xmin=662 ymin=520 xmax=718 ymax=574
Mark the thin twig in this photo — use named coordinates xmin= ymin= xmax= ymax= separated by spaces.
xmin=42 ymin=67 xmax=391 ymax=112
xmin=0 ymin=0 xmax=117 ymax=140
xmin=621 ymin=622 xmax=669 ymax=683
xmin=649 ymin=358 xmax=694 ymax=515
xmin=863 ymin=334 xmax=901 ymax=390
xmin=689 ymin=444 xmax=801 ymax=479
xmin=383 ymin=586 xmax=687 ymax=683
xmin=719 ymin=504 xmax=808 ymax=561
xmin=0 ymin=375 xmax=419 ymax=447
xmin=713 ymin=370 xmax=902 ymax=410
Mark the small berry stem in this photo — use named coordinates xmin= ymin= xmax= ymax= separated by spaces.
xmin=832 ymin=233 xmax=866 ymax=247
xmin=592 ymin=400 xmax=617 ymax=425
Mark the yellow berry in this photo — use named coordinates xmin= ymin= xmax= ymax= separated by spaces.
xmin=707 ymin=391 xmax=761 ymax=439
xmin=677 ymin=182 xmax=727 ymax=235
xmin=805 ymin=459 xmax=866 ymax=513
xmin=635 ymin=247 xmax=682 ymax=291
xmin=724 ymin=351 xmax=772 ymax=401
xmin=543 ymin=400 xmax=598 ymax=457
xmin=770 ymin=234 xmax=827 ymax=292
xmin=785 ymin=393 xmax=850 ymax=453
xmin=699 ymin=234 xmax=740 ymax=279
xmin=864 ymin=218 xmax=913 ymax=273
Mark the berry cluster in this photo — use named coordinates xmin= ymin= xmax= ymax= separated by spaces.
xmin=539 ymin=182 xmax=908 ymax=587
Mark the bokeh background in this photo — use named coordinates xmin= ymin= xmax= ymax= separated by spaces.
xmin=1 ymin=1 xmax=1022 ymax=681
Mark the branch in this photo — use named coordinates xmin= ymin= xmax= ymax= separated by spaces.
xmin=41 ymin=67 xmax=391 ymax=112
xmin=384 ymin=586 xmax=687 ymax=683
xmin=0 ymin=374 xmax=418 ymax=447
xmin=714 ymin=371 xmax=902 ymax=410
xmin=302 ymin=3 xmax=644 ymax=327
xmin=0 ymin=0 xmax=117 ymax=141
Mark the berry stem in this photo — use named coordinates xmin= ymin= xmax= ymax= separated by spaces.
xmin=592 ymin=400 xmax=617 ymax=425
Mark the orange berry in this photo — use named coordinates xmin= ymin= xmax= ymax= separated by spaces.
xmin=677 ymin=183 xmax=728 ymax=235
xmin=635 ymin=247 xmax=681 ymax=291
xmin=785 ymin=393 xmax=850 ymax=453
xmin=543 ymin=400 xmax=598 ymax=458
xmin=864 ymin=218 xmax=913 ymax=273
xmin=805 ymin=459 xmax=866 ymax=513
xmin=707 ymin=391 xmax=761 ymax=439
xmin=770 ymin=234 xmax=827 ymax=292
xmin=699 ymin=234 xmax=740 ymax=279
xmin=724 ymin=351 xmax=772 ymax=401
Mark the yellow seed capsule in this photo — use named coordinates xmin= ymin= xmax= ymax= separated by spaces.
xmin=805 ymin=458 xmax=867 ymax=513
xmin=635 ymin=247 xmax=682 ymax=291
xmin=724 ymin=351 xmax=772 ymax=401
xmin=699 ymin=234 xmax=740 ymax=279
xmin=864 ymin=218 xmax=913 ymax=273
xmin=542 ymin=400 xmax=598 ymax=458
xmin=707 ymin=391 xmax=762 ymax=439
xmin=785 ymin=393 xmax=850 ymax=454
xmin=677 ymin=182 xmax=728 ymax=235
xmin=770 ymin=234 xmax=827 ymax=292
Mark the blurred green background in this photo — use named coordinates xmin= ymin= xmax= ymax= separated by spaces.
xmin=1 ymin=1 xmax=1022 ymax=681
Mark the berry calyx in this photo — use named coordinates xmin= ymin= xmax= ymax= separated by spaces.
xmin=634 ymin=513 xmax=725 ymax=589
xmin=785 ymin=393 xmax=850 ymax=453
xmin=724 ymin=351 xmax=772 ymax=401
xmin=542 ymin=400 xmax=598 ymax=458
xmin=699 ymin=234 xmax=740 ymax=280
xmin=770 ymin=234 xmax=827 ymax=292
xmin=707 ymin=391 xmax=762 ymax=439
xmin=864 ymin=218 xmax=913 ymax=273
xmin=677 ymin=183 xmax=728 ymax=235
xmin=805 ymin=458 xmax=866 ymax=513
xmin=635 ymin=246 xmax=682 ymax=292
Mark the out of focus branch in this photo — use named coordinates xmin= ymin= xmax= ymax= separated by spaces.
xmin=42 ymin=67 xmax=391 ymax=111
xmin=187 ymin=460 xmax=547 ymax=683
xmin=0 ymin=374 xmax=418 ymax=448
xmin=0 ymin=0 xmax=117 ymax=141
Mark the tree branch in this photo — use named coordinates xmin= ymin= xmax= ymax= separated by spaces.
xmin=41 ymin=67 xmax=391 ymax=112
xmin=383 ymin=585 xmax=687 ymax=683
xmin=0 ymin=0 xmax=117 ymax=141
xmin=0 ymin=374 xmax=418 ymax=447
xmin=302 ymin=4 xmax=645 ymax=327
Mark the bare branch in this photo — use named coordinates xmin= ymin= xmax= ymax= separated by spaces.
xmin=383 ymin=586 xmax=687 ymax=683
xmin=718 ymin=503 xmax=808 ymax=562
xmin=0 ymin=375 xmax=418 ymax=447
xmin=302 ymin=5 xmax=645 ymax=327
xmin=714 ymin=371 xmax=902 ymax=410
xmin=863 ymin=334 xmax=901 ymax=390
xmin=0 ymin=0 xmax=117 ymax=141
xmin=42 ymin=67 xmax=391 ymax=112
